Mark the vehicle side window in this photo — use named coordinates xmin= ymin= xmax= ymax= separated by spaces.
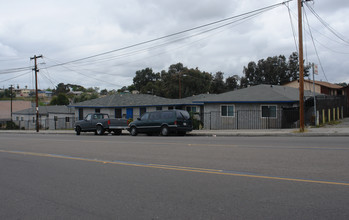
xmin=149 ymin=112 xmax=161 ymax=120
xmin=86 ymin=114 xmax=92 ymax=121
xmin=141 ymin=113 xmax=149 ymax=120
xmin=161 ymin=112 xmax=174 ymax=119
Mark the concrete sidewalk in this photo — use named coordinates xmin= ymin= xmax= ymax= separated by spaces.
xmin=1 ymin=125 xmax=348 ymax=137
xmin=1 ymin=118 xmax=349 ymax=137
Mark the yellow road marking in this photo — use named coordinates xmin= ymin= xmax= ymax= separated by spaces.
xmin=1 ymin=149 xmax=349 ymax=186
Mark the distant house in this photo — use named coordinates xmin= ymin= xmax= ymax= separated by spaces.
xmin=283 ymin=80 xmax=343 ymax=96
xmin=194 ymin=84 xmax=324 ymax=129
xmin=69 ymin=93 xmax=214 ymax=120
xmin=12 ymin=106 xmax=75 ymax=130
xmin=0 ymin=101 xmax=32 ymax=127
xmin=38 ymin=90 xmax=53 ymax=98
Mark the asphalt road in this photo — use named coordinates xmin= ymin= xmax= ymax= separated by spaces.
xmin=1 ymin=134 xmax=349 ymax=219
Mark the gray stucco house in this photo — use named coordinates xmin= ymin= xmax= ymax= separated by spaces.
xmin=13 ymin=106 xmax=75 ymax=130
xmin=194 ymin=84 xmax=316 ymax=129
xmin=69 ymin=84 xmax=344 ymax=130
xmin=70 ymin=93 xmax=215 ymax=121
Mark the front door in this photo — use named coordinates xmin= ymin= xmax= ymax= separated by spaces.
xmin=126 ymin=108 xmax=133 ymax=119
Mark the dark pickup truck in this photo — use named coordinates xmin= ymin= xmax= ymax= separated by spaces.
xmin=74 ymin=113 xmax=128 ymax=135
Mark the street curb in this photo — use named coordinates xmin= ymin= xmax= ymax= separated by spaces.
xmin=188 ymin=132 xmax=349 ymax=137
xmin=0 ymin=130 xmax=348 ymax=137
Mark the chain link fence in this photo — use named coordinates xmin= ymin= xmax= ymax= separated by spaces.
xmin=5 ymin=117 xmax=76 ymax=130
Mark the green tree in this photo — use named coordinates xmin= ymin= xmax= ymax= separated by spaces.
xmin=100 ymin=89 xmax=108 ymax=96
xmin=210 ymin=71 xmax=226 ymax=94
xmin=336 ymin=82 xmax=348 ymax=87
xmin=50 ymin=93 xmax=69 ymax=105
xmin=159 ymin=63 xmax=212 ymax=98
xmin=0 ymin=87 xmax=16 ymax=99
xmin=242 ymin=52 xmax=310 ymax=87
xmin=68 ymin=84 xmax=86 ymax=92
xmin=225 ymin=75 xmax=239 ymax=91
xmin=53 ymin=83 xmax=70 ymax=95
xmin=133 ymin=68 xmax=160 ymax=92
xmin=73 ymin=92 xmax=99 ymax=103
xmin=181 ymin=68 xmax=212 ymax=97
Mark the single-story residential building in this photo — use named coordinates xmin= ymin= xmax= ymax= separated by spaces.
xmin=194 ymin=84 xmax=327 ymax=129
xmin=0 ymin=100 xmax=32 ymax=128
xmin=69 ymin=93 xmax=215 ymax=121
xmin=68 ymin=84 xmax=346 ymax=130
xmin=283 ymin=80 xmax=343 ymax=96
xmin=12 ymin=105 xmax=75 ymax=130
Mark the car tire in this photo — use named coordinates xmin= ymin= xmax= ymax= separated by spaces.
xmin=76 ymin=126 xmax=81 ymax=135
xmin=130 ymin=127 xmax=138 ymax=136
xmin=96 ymin=125 xmax=105 ymax=135
xmin=160 ymin=125 xmax=169 ymax=136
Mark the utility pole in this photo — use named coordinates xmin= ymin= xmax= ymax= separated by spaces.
xmin=179 ymin=73 xmax=181 ymax=99
xmin=10 ymin=84 xmax=13 ymax=122
xmin=30 ymin=55 xmax=43 ymax=132
xmin=312 ymin=63 xmax=317 ymax=126
xmin=297 ymin=0 xmax=305 ymax=132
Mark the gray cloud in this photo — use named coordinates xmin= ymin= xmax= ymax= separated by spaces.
xmin=1 ymin=0 xmax=348 ymax=90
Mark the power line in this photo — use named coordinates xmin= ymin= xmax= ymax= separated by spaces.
xmin=44 ymin=58 xmax=126 ymax=88
xmin=285 ymin=2 xmax=298 ymax=52
xmin=44 ymin=0 xmax=292 ymax=69
xmin=304 ymin=8 xmax=328 ymax=82
xmin=305 ymin=3 xmax=349 ymax=45
xmin=0 ymin=71 xmax=32 ymax=83
xmin=46 ymin=4 xmax=275 ymax=70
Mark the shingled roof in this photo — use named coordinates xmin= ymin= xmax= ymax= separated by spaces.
xmin=13 ymin=106 xmax=74 ymax=115
xmin=70 ymin=93 xmax=218 ymax=108
xmin=193 ymin=84 xmax=317 ymax=103
xmin=304 ymin=80 xmax=343 ymax=89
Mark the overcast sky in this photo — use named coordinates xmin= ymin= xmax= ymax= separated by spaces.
xmin=1 ymin=0 xmax=348 ymax=91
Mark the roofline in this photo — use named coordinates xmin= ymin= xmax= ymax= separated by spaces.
xmin=69 ymin=103 xmax=203 ymax=108
xmin=193 ymin=101 xmax=298 ymax=104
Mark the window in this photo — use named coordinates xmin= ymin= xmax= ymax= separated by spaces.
xmin=156 ymin=106 xmax=162 ymax=111
xmin=261 ymin=105 xmax=277 ymax=118
xmin=65 ymin=117 xmax=70 ymax=123
xmin=221 ymin=105 xmax=234 ymax=117
xmin=140 ymin=107 xmax=146 ymax=116
xmin=33 ymin=117 xmax=35 ymax=123
xmin=168 ymin=106 xmax=174 ymax=110
xmin=115 ymin=108 xmax=122 ymax=118
xmin=16 ymin=117 xmax=19 ymax=121
xmin=78 ymin=108 xmax=84 ymax=120
xmin=21 ymin=117 xmax=24 ymax=121
xmin=95 ymin=108 xmax=100 ymax=113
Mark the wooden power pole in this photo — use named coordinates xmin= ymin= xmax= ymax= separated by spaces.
xmin=30 ymin=55 xmax=43 ymax=132
xmin=297 ymin=0 xmax=305 ymax=132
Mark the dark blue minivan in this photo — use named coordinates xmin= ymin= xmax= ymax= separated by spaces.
xmin=127 ymin=110 xmax=193 ymax=136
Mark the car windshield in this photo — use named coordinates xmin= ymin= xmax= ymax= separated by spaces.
xmin=141 ymin=113 xmax=149 ymax=120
